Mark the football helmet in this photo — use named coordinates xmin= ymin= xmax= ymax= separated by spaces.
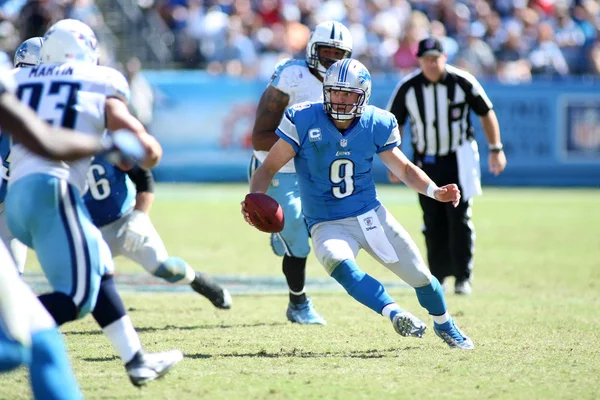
xmin=323 ymin=59 xmax=371 ymax=121
xmin=40 ymin=19 xmax=99 ymax=65
xmin=14 ymin=37 xmax=43 ymax=68
xmin=306 ymin=21 xmax=352 ymax=78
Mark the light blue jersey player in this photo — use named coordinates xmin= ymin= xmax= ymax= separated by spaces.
xmin=0 ymin=37 xmax=43 ymax=274
xmin=0 ymin=46 xmax=129 ymax=400
xmin=83 ymin=156 xmax=231 ymax=308
xmin=6 ymin=19 xmax=184 ymax=385
xmin=245 ymin=59 xmax=474 ymax=349
xmin=249 ymin=21 xmax=352 ymax=325
xmin=0 ymin=51 xmax=82 ymax=399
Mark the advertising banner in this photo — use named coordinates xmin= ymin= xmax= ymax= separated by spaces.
xmin=145 ymin=71 xmax=600 ymax=186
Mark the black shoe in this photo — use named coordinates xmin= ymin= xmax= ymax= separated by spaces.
xmin=125 ymin=349 xmax=183 ymax=387
xmin=190 ymin=272 xmax=232 ymax=309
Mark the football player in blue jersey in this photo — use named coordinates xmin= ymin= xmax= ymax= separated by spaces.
xmin=249 ymin=21 xmax=353 ymax=325
xmin=83 ymin=156 xmax=232 ymax=309
xmin=0 ymin=37 xmax=44 ymax=274
xmin=243 ymin=59 xmax=474 ymax=349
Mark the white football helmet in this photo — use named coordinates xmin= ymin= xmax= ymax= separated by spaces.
xmin=41 ymin=19 xmax=99 ymax=65
xmin=306 ymin=21 xmax=352 ymax=78
xmin=14 ymin=37 xmax=43 ymax=68
xmin=323 ymin=59 xmax=372 ymax=121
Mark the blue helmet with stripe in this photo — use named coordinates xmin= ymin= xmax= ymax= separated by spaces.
xmin=14 ymin=37 xmax=43 ymax=68
xmin=306 ymin=21 xmax=352 ymax=78
xmin=323 ymin=59 xmax=371 ymax=121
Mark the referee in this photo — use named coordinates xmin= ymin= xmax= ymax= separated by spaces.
xmin=386 ymin=36 xmax=507 ymax=295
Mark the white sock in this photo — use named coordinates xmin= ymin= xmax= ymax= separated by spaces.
xmin=103 ymin=315 xmax=143 ymax=364
xmin=181 ymin=264 xmax=196 ymax=285
xmin=381 ymin=303 xmax=401 ymax=320
xmin=432 ymin=312 xmax=451 ymax=325
xmin=289 ymin=288 xmax=305 ymax=296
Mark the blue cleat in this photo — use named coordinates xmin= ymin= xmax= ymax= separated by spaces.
xmin=392 ymin=311 xmax=427 ymax=338
xmin=434 ymin=318 xmax=474 ymax=350
xmin=286 ymin=298 xmax=327 ymax=325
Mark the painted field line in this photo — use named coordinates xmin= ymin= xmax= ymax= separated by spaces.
xmin=22 ymin=273 xmax=410 ymax=295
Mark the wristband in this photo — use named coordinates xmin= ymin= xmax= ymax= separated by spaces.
xmin=489 ymin=143 xmax=503 ymax=152
xmin=426 ymin=183 xmax=437 ymax=200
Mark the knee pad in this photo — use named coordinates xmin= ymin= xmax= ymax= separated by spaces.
xmin=153 ymin=257 xmax=188 ymax=283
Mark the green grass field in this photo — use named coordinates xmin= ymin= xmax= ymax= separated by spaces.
xmin=1 ymin=184 xmax=599 ymax=400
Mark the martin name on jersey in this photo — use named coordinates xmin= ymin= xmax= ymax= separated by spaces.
xmin=8 ymin=62 xmax=130 ymax=195
xmin=253 ymin=58 xmax=323 ymax=173
xmin=276 ymin=102 xmax=400 ymax=230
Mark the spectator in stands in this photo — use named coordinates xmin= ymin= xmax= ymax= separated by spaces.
xmin=529 ymin=21 xmax=569 ymax=76
xmin=393 ymin=10 xmax=430 ymax=73
xmin=455 ymin=21 xmax=496 ymax=76
xmin=496 ymin=27 xmax=532 ymax=84
xmin=553 ymin=4 xmax=587 ymax=73
xmin=17 ymin=0 xmax=61 ymax=42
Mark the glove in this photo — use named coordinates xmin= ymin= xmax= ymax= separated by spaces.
xmin=102 ymin=129 xmax=146 ymax=167
xmin=117 ymin=210 xmax=152 ymax=252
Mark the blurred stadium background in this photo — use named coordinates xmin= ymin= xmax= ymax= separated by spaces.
xmin=2 ymin=0 xmax=599 ymax=185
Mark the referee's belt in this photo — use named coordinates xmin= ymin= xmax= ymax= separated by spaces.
xmin=414 ymin=152 xmax=456 ymax=164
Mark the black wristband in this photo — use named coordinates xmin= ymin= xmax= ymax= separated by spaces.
xmin=489 ymin=143 xmax=503 ymax=153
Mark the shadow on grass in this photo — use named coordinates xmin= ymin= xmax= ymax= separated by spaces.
xmin=83 ymin=355 xmax=120 ymax=362
xmin=187 ymin=347 xmax=419 ymax=360
xmin=83 ymin=347 xmax=418 ymax=363
xmin=65 ymin=322 xmax=287 ymax=336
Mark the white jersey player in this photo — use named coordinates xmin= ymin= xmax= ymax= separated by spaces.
xmin=249 ymin=21 xmax=353 ymax=325
xmin=0 ymin=48 xmax=146 ymax=400
xmin=5 ymin=19 xmax=182 ymax=386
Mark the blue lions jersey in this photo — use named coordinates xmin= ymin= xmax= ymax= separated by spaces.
xmin=276 ymin=102 xmax=400 ymax=229
xmin=84 ymin=156 xmax=135 ymax=227
xmin=0 ymin=134 xmax=10 ymax=203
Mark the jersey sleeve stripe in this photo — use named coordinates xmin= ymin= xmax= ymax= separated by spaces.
xmin=277 ymin=114 xmax=300 ymax=146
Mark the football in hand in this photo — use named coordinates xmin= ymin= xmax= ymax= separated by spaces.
xmin=244 ymin=193 xmax=284 ymax=233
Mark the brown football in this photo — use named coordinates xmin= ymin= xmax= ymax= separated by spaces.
xmin=244 ymin=193 xmax=285 ymax=233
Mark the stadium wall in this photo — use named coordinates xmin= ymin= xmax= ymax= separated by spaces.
xmin=144 ymin=71 xmax=600 ymax=187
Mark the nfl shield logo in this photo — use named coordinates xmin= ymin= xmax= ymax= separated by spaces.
xmin=340 ymin=139 xmax=348 ymax=147
xmin=364 ymin=217 xmax=373 ymax=226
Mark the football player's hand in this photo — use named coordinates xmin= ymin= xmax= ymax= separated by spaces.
xmin=240 ymin=201 xmax=254 ymax=226
xmin=117 ymin=210 xmax=151 ymax=252
xmin=103 ymin=129 xmax=146 ymax=168
xmin=434 ymin=184 xmax=461 ymax=207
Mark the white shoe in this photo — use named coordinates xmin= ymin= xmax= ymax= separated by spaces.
xmin=125 ymin=349 xmax=183 ymax=386
xmin=392 ymin=311 xmax=427 ymax=338
xmin=455 ymin=280 xmax=472 ymax=295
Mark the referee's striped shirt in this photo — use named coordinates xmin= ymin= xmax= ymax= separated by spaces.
xmin=386 ymin=64 xmax=493 ymax=157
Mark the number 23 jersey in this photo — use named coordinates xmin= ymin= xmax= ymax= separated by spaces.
xmin=8 ymin=63 xmax=130 ymax=195
xmin=276 ymin=102 xmax=400 ymax=230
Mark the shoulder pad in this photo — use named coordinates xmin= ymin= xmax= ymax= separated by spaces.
xmin=97 ymin=66 xmax=130 ymax=103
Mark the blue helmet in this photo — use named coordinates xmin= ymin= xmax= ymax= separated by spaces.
xmin=323 ymin=59 xmax=372 ymax=121
xmin=14 ymin=37 xmax=43 ymax=68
